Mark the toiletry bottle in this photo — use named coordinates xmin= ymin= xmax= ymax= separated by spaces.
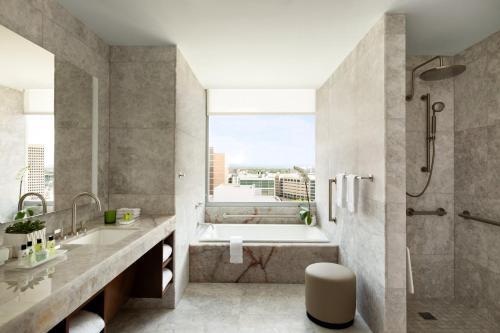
xmin=26 ymin=241 xmax=35 ymax=265
xmin=18 ymin=244 xmax=27 ymax=264
xmin=35 ymin=239 xmax=47 ymax=262
xmin=47 ymin=235 xmax=56 ymax=256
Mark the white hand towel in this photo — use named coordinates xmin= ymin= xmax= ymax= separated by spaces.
xmin=335 ymin=173 xmax=347 ymax=208
xmin=346 ymin=174 xmax=358 ymax=213
xmin=406 ymin=247 xmax=415 ymax=294
xmin=69 ymin=310 xmax=105 ymax=333
xmin=230 ymin=236 xmax=243 ymax=264
xmin=162 ymin=268 xmax=173 ymax=290
xmin=163 ymin=244 xmax=173 ymax=262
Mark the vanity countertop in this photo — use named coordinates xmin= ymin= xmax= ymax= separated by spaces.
xmin=0 ymin=215 xmax=175 ymax=333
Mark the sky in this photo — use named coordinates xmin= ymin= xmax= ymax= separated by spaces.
xmin=209 ymin=115 xmax=315 ymax=168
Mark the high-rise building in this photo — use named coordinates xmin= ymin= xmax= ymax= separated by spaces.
xmin=208 ymin=147 xmax=227 ymax=195
xmin=26 ymin=144 xmax=45 ymax=197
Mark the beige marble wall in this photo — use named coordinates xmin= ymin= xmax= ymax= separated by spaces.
xmin=0 ymin=86 xmax=25 ymax=222
xmin=316 ymin=14 xmax=406 ymax=333
xmin=405 ymin=56 xmax=455 ymax=300
xmin=174 ymin=49 xmax=206 ymax=303
xmin=453 ymin=29 xmax=500 ymax=324
xmin=0 ymin=0 xmax=110 ymax=224
xmin=109 ymin=46 xmax=176 ymax=215
xmin=190 ymin=243 xmax=338 ymax=283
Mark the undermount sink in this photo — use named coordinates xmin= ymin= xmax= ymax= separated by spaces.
xmin=68 ymin=228 xmax=139 ymax=245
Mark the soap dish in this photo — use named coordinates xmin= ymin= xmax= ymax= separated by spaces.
xmin=117 ymin=218 xmax=136 ymax=225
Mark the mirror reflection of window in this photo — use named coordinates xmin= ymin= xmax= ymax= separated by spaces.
xmin=0 ymin=24 xmax=54 ymax=222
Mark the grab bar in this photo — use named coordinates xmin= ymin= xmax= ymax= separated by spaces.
xmin=458 ymin=210 xmax=500 ymax=227
xmin=328 ymin=178 xmax=337 ymax=222
xmin=223 ymin=213 xmax=297 ymax=219
xmin=406 ymin=207 xmax=447 ymax=216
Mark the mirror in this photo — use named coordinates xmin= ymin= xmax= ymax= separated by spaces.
xmin=0 ymin=25 xmax=98 ymax=223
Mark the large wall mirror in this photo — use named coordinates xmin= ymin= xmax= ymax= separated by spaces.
xmin=0 ymin=25 xmax=98 ymax=223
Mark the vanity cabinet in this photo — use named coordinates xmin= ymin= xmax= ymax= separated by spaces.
xmin=49 ymin=231 xmax=175 ymax=333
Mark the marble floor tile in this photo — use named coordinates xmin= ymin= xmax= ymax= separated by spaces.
xmin=108 ymin=283 xmax=372 ymax=333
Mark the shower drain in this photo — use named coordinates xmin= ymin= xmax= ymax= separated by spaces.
xmin=418 ymin=312 xmax=437 ymax=320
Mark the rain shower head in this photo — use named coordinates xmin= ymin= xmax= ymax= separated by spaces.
xmin=420 ymin=64 xmax=466 ymax=81
xmin=406 ymin=56 xmax=466 ymax=101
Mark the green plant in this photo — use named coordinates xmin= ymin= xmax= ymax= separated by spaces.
xmin=14 ymin=208 xmax=35 ymax=220
xmin=6 ymin=219 xmax=45 ymax=234
xmin=299 ymin=205 xmax=313 ymax=225
xmin=294 ymin=166 xmax=314 ymax=225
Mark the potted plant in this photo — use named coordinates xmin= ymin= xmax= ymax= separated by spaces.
xmin=3 ymin=219 xmax=46 ymax=258
xmin=294 ymin=166 xmax=316 ymax=226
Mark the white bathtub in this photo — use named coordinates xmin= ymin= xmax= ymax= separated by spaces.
xmin=198 ymin=224 xmax=330 ymax=243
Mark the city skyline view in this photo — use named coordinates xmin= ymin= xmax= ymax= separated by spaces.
xmin=209 ymin=114 xmax=315 ymax=168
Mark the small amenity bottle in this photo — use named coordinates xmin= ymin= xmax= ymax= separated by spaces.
xmin=18 ymin=244 xmax=27 ymax=264
xmin=46 ymin=235 xmax=56 ymax=256
xmin=26 ymin=241 xmax=36 ymax=265
xmin=35 ymin=239 xmax=47 ymax=262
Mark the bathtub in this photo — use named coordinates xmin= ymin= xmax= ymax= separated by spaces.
xmin=198 ymin=223 xmax=329 ymax=243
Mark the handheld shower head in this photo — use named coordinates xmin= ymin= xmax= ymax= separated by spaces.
xmin=432 ymin=101 xmax=445 ymax=113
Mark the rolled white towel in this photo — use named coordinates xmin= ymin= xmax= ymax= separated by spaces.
xmin=69 ymin=310 xmax=105 ymax=333
xmin=163 ymin=244 xmax=173 ymax=262
xmin=162 ymin=268 xmax=173 ymax=290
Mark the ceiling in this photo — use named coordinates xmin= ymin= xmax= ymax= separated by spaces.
xmin=0 ymin=25 xmax=54 ymax=90
xmin=58 ymin=0 xmax=500 ymax=88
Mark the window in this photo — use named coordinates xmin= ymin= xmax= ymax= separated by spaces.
xmin=207 ymin=89 xmax=315 ymax=204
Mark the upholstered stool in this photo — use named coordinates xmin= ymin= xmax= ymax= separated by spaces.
xmin=305 ymin=263 xmax=356 ymax=329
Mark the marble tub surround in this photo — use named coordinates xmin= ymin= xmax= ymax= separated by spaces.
xmin=190 ymin=242 xmax=338 ymax=283
xmin=315 ymin=14 xmax=406 ymax=332
xmin=453 ymin=29 xmax=500 ymax=324
xmin=0 ymin=215 xmax=175 ymax=333
xmin=406 ymin=55 xmax=455 ymax=300
xmin=205 ymin=205 xmax=312 ymax=224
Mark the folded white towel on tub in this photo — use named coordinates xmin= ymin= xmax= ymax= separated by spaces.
xmin=230 ymin=236 xmax=243 ymax=264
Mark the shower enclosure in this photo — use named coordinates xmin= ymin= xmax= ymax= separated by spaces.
xmin=406 ymin=29 xmax=500 ymax=332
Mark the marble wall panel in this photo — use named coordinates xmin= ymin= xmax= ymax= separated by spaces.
xmin=316 ymin=14 xmax=407 ymax=332
xmin=454 ymin=29 xmax=500 ymax=325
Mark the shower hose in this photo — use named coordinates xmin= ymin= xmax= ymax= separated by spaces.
xmin=406 ymin=138 xmax=436 ymax=197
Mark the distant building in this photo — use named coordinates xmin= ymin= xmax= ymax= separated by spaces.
xmin=275 ymin=173 xmax=315 ymax=201
xmin=26 ymin=144 xmax=45 ymax=197
xmin=208 ymin=147 xmax=228 ymax=195
xmin=232 ymin=174 xmax=275 ymax=196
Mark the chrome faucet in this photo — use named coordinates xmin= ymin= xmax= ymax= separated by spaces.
xmin=18 ymin=192 xmax=47 ymax=214
xmin=71 ymin=192 xmax=102 ymax=235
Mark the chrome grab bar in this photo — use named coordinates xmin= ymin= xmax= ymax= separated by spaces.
xmin=406 ymin=207 xmax=447 ymax=217
xmin=328 ymin=178 xmax=337 ymax=222
xmin=223 ymin=213 xmax=297 ymax=219
xmin=458 ymin=210 xmax=500 ymax=227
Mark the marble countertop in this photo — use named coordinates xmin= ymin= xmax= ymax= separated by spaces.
xmin=0 ymin=215 xmax=175 ymax=333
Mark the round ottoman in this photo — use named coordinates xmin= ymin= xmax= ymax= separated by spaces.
xmin=305 ymin=263 xmax=356 ymax=329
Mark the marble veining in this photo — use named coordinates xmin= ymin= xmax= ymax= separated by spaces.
xmin=190 ymin=243 xmax=337 ymax=283
xmin=0 ymin=215 xmax=175 ymax=333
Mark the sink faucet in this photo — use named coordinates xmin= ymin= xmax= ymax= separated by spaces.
xmin=71 ymin=192 xmax=102 ymax=235
xmin=18 ymin=192 xmax=47 ymax=214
